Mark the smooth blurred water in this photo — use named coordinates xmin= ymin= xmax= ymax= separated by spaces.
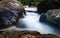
xmin=13 ymin=11 xmax=59 ymax=36
xmin=9 ymin=7 xmax=60 ymax=36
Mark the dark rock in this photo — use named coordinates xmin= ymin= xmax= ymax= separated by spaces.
xmin=37 ymin=0 xmax=60 ymax=14
xmin=39 ymin=13 xmax=47 ymax=22
xmin=37 ymin=1 xmax=50 ymax=14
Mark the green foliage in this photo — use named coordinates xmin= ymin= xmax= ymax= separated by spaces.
xmin=18 ymin=0 xmax=40 ymax=5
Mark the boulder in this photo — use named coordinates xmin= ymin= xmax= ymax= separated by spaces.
xmin=0 ymin=0 xmax=26 ymax=27
xmin=0 ymin=28 xmax=59 ymax=38
xmin=40 ymin=9 xmax=60 ymax=25
xmin=37 ymin=0 xmax=60 ymax=14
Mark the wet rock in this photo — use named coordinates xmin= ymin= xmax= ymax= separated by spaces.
xmin=39 ymin=13 xmax=47 ymax=22
xmin=40 ymin=9 xmax=60 ymax=25
xmin=0 ymin=0 xmax=26 ymax=27
xmin=0 ymin=28 xmax=59 ymax=38
xmin=46 ymin=9 xmax=60 ymax=26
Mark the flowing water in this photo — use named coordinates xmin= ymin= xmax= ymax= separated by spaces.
xmin=9 ymin=7 xmax=60 ymax=36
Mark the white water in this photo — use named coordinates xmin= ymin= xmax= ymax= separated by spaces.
xmin=9 ymin=7 xmax=60 ymax=35
xmin=18 ymin=12 xmax=58 ymax=35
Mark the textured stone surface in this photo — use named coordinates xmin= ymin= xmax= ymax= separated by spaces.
xmin=40 ymin=9 xmax=60 ymax=25
xmin=0 ymin=28 xmax=59 ymax=38
xmin=46 ymin=9 xmax=60 ymax=21
xmin=0 ymin=0 xmax=26 ymax=26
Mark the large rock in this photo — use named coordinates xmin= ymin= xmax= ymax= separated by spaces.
xmin=0 ymin=28 xmax=59 ymax=38
xmin=45 ymin=9 xmax=60 ymax=25
xmin=40 ymin=9 xmax=60 ymax=26
xmin=0 ymin=0 xmax=26 ymax=27
xmin=37 ymin=0 xmax=60 ymax=14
